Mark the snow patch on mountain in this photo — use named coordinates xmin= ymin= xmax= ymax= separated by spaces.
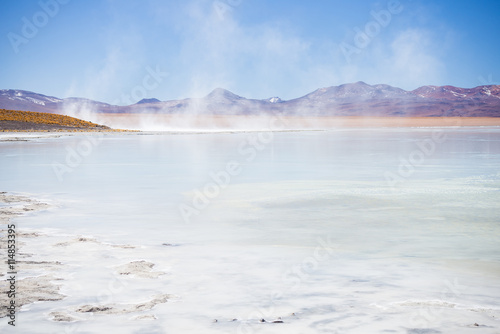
xmin=449 ymin=90 xmax=466 ymax=98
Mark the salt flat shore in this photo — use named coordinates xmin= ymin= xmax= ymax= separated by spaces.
xmin=0 ymin=193 xmax=62 ymax=319
xmin=0 ymin=192 xmax=170 ymax=325
xmin=1 ymin=116 xmax=500 ymax=140
xmin=91 ymin=115 xmax=500 ymax=131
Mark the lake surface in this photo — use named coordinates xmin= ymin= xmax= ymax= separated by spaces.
xmin=1 ymin=128 xmax=499 ymax=333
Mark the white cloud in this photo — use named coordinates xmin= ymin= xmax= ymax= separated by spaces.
xmin=386 ymin=29 xmax=444 ymax=88
xmin=173 ymin=2 xmax=447 ymax=98
xmin=174 ymin=0 xmax=316 ymax=99
xmin=65 ymin=1 xmax=449 ymax=104
xmin=330 ymin=28 xmax=446 ymax=90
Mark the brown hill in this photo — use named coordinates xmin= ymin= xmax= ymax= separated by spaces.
xmin=0 ymin=109 xmax=111 ymax=132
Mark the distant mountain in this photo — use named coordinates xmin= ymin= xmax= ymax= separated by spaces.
xmin=0 ymin=89 xmax=62 ymax=113
xmin=1 ymin=82 xmax=499 ymax=117
xmin=136 ymin=98 xmax=161 ymax=104
xmin=283 ymin=82 xmax=500 ymax=116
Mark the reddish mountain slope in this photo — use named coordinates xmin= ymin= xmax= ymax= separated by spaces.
xmin=1 ymin=82 xmax=499 ymax=117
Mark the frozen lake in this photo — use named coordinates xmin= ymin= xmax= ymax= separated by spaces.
xmin=1 ymin=127 xmax=499 ymax=333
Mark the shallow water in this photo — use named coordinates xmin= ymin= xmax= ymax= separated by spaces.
xmin=1 ymin=128 xmax=499 ymax=333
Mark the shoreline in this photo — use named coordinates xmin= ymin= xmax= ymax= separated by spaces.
xmin=2 ymin=125 xmax=500 ymax=142
xmin=3 ymin=116 xmax=500 ymax=134
xmin=0 ymin=118 xmax=499 ymax=140
xmin=90 ymin=115 xmax=500 ymax=131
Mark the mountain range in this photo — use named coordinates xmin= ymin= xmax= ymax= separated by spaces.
xmin=1 ymin=82 xmax=499 ymax=117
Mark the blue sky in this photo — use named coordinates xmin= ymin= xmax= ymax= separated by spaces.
xmin=1 ymin=0 xmax=499 ymax=104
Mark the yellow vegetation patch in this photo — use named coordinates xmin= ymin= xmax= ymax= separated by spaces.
xmin=0 ymin=109 xmax=103 ymax=128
